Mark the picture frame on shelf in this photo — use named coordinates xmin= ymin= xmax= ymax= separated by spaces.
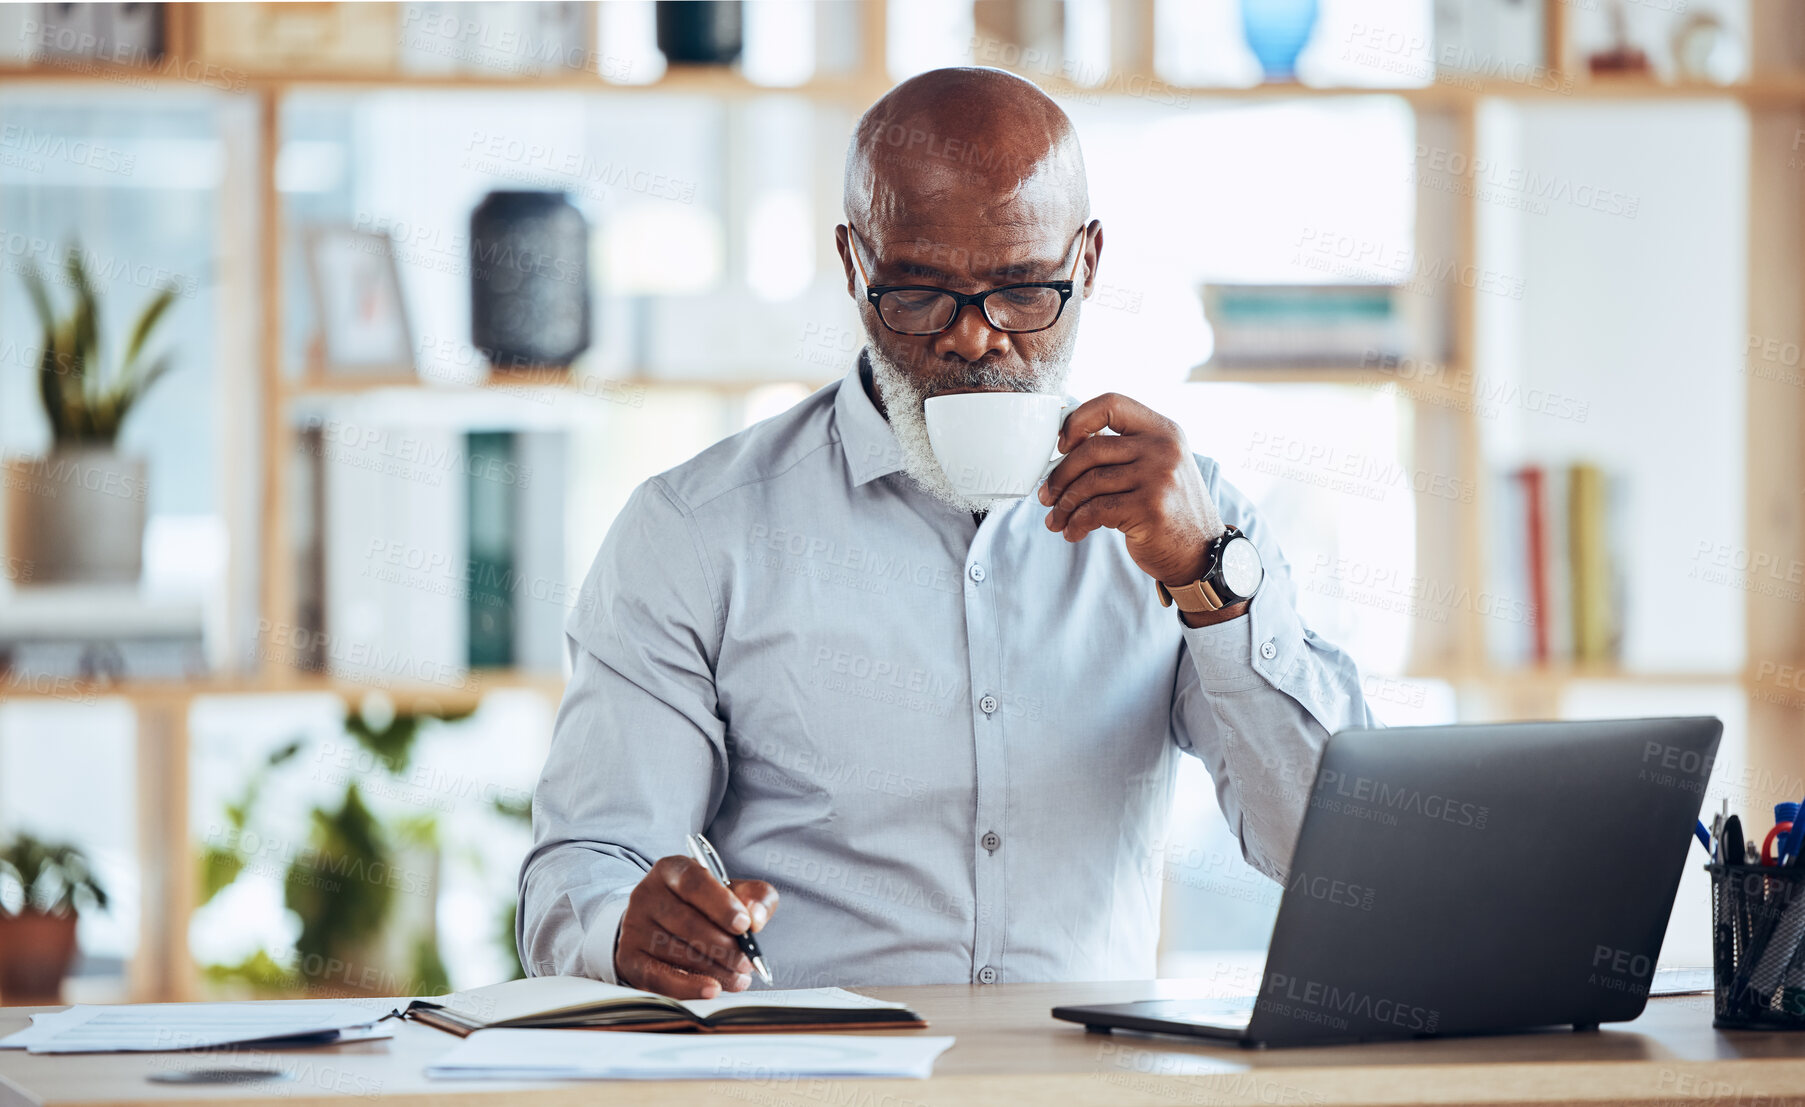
xmin=301 ymin=226 xmax=414 ymax=378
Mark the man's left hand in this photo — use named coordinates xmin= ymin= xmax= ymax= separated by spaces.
xmin=1038 ymin=393 xmax=1241 ymax=623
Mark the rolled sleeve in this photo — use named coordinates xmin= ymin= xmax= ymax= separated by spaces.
xmin=1170 ymin=458 xmax=1377 ymax=881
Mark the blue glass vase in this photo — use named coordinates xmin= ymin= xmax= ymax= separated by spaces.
xmin=1240 ymin=0 xmax=1320 ymax=81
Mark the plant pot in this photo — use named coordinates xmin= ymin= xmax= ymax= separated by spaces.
xmin=656 ymin=0 xmax=742 ymax=65
xmin=3 ymin=447 xmax=148 ymax=584
xmin=469 ymin=191 xmax=592 ymax=373
xmin=0 ymin=910 xmax=79 ymax=1005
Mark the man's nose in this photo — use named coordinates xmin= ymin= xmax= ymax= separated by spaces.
xmin=932 ymin=301 xmax=1012 ymax=364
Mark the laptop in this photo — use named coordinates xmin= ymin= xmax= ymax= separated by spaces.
xmin=1052 ymin=716 xmax=1722 ymax=1047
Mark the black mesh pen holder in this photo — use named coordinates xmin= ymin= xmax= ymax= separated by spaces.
xmin=1709 ymin=863 xmax=1805 ymax=1029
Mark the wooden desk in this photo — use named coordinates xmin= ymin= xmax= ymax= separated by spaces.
xmin=3 ymin=980 xmax=1804 ymax=1106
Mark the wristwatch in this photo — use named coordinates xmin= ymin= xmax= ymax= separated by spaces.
xmin=1156 ymin=524 xmax=1264 ymax=614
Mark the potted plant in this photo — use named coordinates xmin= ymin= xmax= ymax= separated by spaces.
xmin=0 ymin=833 xmax=109 ymax=1004
xmin=199 ymin=695 xmax=471 ymax=999
xmin=6 ymin=248 xmax=179 ymax=584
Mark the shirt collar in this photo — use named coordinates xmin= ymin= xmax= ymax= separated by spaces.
xmin=835 ymin=347 xmax=907 ymax=487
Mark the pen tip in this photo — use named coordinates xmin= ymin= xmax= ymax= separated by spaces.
xmin=753 ymin=957 xmax=773 ymax=987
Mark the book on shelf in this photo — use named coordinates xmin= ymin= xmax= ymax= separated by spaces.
xmin=396 ymin=1 xmax=592 ymax=78
xmin=1489 ymin=462 xmax=1625 ymax=668
xmin=512 ymin=431 xmax=570 ymax=673
xmin=1199 ymin=284 xmax=1412 ymax=369
xmin=1568 ymin=463 xmax=1623 ymax=665
xmin=466 ymin=431 xmax=516 ymax=669
xmin=294 ymin=423 xmax=569 ymax=685
xmin=322 ymin=421 xmax=468 ymax=685
xmin=25 ymin=3 xmax=167 ymax=64
xmin=293 ymin=424 xmax=328 ymax=674
xmin=463 ymin=429 xmax=570 ymax=671
xmin=406 ymin=976 xmax=927 ymax=1037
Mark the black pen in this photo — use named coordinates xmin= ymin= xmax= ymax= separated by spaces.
xmin=685 ymin=832 xmax=774 ymax=986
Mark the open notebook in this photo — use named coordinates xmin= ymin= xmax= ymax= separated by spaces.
xmin=407 ymin=977 xmax=927 ymax=1036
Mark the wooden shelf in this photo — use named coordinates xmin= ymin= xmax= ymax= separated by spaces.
xmin=281 ymin=372 xmax=832 ymax=400
xmin=0 ymin=668 xmax=565 ymax=710
xmin=8 ymin=58 xmax=1805 ymax=109
xmin=1405 ymin=664 xmax=1750 ymax=688
xmin=0 ymin=60 xmax=882 ymax=99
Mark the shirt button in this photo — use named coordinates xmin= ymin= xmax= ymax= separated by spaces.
xmin=979 ymin=694 xmax=998 ymax=715
xmin=968 ymin=563 xmax=986 ymax=583
xmin=977 ymin=966 xmax=998 ymax=985
xmin=981 ymin=831 xmax=1001 ymax=851
xmin=1260 ymin=640 xmax=1278 ymax=661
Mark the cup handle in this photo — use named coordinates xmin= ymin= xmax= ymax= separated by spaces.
xmin=1037 ymin=399 xmax=1076 ymax=487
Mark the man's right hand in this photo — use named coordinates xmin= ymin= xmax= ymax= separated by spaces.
xmin=614 ymin=855 xmax=779 ymax=998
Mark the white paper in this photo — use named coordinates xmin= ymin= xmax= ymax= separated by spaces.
xmin=0 ymin=1002 xmax=395 ymax=1054
xmin=426 ymin=1029 xmax=955 ymax=1081
xmin=680 ymin=986 xmax=911 ymax=1021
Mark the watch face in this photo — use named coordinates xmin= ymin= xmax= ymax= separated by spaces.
xmin=1218 ymin=536 xmax=1263 ymax=599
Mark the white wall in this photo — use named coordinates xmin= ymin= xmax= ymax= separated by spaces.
xmin=1476 ymin=100 xmax=1748 ymax=675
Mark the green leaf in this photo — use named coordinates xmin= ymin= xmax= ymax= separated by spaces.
xmin=202 ymin=949 xmax=302 ymax=994
xmin=19 ymin=265 xmax=55 ymax=331
xmin=21 ymin=247 xmax=180 ymax=445
xmin=411 ymin=937 xmax=451 ymax=997
xmin=286 ymin=785 xmax=393 ymax=966
xmin=120 ymin=285 xmax=176 ymax=377
xmin=0 ymin=833 xmax=107 ymax=918
xmin=64 ymin=252 xmax=101 ymax=404
xmin=269 ymin=739 xmax=304 ymax=767
xmin=38 ymin=340 xmax=68 ymax=441
xmin=114 ymin=353 xmax=174 ymax=437
xmin=198 ymin=847 xmax=245 ymax=905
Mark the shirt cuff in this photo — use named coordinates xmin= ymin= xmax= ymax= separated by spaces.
xmin=580 ymin=889 xmax=635 ymax=985
xmin=1180 ymin=582 xmax=1304 ymax=694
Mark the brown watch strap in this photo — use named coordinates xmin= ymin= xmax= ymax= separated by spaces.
xmin=1157 ymin=577 xmax=1226 ymax=614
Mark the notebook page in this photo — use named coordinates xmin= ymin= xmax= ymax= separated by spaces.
xmin=679 ymin=986 xmax=911 ymax=1021
xmin=433 ymin=976 xmax=672 ymax=1024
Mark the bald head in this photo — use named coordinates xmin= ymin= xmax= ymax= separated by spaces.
xmin=844 ymin=67 xmax=1089 ymax=243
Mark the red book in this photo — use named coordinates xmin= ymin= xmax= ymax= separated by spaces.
xmin=1518 ymin=467 xmax=1549 ymax=664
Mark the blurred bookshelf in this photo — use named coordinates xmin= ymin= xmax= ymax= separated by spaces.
xmin=0 ymin=0 xmax=1800 ymax=1002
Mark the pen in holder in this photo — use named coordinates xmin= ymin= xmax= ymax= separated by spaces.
xmin=1709 ymin=862 xmax=1805 ymax=1029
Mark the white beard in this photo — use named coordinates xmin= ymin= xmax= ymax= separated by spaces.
xmin=867 ymin=335 xmax=1076 ymax=514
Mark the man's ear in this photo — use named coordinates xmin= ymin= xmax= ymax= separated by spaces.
xmin=834 ymin=224 xmax=858 ymax=298
xmin=1080 ymin=219 xmax=1103 ymax=298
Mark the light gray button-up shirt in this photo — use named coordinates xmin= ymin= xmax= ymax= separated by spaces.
xmin=518 ymin=352 xmax=1375 ymax=988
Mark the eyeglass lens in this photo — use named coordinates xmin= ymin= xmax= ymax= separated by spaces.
xmin=878 ymin=285 xmax=1064 ymax=335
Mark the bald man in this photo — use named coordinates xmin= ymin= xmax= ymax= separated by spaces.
xmin=519 ymin=68 xmax=1374 ymax=997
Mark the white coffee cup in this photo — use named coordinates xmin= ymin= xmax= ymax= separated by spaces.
xmin=923 ymin=391 xmax=1074 ymax=505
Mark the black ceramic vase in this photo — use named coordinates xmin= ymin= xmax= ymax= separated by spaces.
xmin=469 ymin=190 xmax=591 ymax=371
xmin=656 ymin=0 xmax=742 ymax=65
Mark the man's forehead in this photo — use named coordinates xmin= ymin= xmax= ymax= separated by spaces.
xmin=865 ymin=146 xmax=1075 ymax=218
xmin=869 ymin=221 xmax=1071 ymax=258
xmin=860 ymin=179 xmax=1080 ymax=261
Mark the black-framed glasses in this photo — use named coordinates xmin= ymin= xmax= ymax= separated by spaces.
xmin=848 ymin=226 xmax=1086 ymax=336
